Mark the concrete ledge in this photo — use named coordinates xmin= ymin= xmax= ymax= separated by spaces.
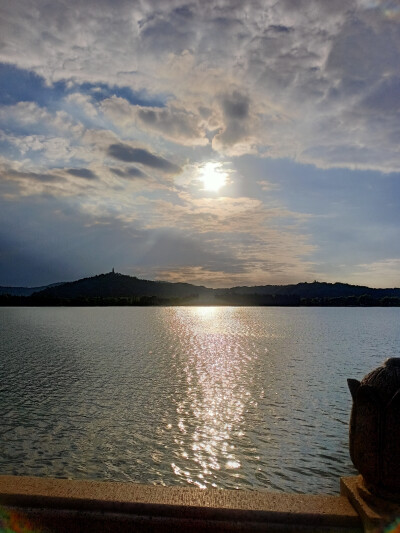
xmin=0 ymin=475 xmax=362 ymax=532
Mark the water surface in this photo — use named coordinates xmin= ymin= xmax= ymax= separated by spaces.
xmin=1 ymin=306 xmax=399 ymax=494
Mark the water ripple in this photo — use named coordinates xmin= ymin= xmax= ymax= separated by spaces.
xmin=1 ymin=306 xmax=397 ymax=493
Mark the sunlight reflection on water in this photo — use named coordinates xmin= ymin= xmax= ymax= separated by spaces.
xmin=1 ymin=306 xmax=400 ymax=494
xmin=170 ymin=307 xmax=250 ymax=488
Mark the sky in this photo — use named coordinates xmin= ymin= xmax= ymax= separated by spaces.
xmin=1 ymin=0 xmax=400 ymax=288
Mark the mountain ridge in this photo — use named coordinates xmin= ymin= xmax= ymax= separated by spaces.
xmin=1 ymin=272 xmax=400 ymax=304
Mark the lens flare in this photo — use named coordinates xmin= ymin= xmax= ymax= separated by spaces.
xmin=0 ymin=506 xmax=43 ymax=533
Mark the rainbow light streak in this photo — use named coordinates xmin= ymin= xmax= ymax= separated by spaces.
xmin=383 ymin=517 xmax=400 ymax=533
xmin=0 ymin=506 xmax=43 ymax=533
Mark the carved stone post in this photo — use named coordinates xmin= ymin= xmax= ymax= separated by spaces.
xmin=341 ymin=358 xmax=400 ymax=532
xmin=348 ymin=357 xmax=400 ymax=500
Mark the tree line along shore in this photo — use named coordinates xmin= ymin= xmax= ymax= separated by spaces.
xmin=1 ymin=293 xmax=400 ymax=307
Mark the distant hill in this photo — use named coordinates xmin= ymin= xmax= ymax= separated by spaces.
xmin=34 ymin=271 xmax=212 ymax=301
xmin=1 ymin=274 xmax=400 ymax=306
xmin=220 ymin=281 xmax=400 ymax=299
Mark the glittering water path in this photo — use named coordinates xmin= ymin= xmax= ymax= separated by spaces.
xmin=1 ymin=306 xmax=399 ymax=494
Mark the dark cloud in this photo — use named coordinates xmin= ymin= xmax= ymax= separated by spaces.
xmin=107 ymin=143 xmax=181 ymax=174
xmin=212 ymin=16 xmax=240 ymax=29
xmin=125 ymin=167 xmax=147 ymax=178
xmin=213 ymin=91 xmax=252 ymax=149
xmin=198 ymin=106 xmax=212 ymax=119
xmin=268 ymin=24 xmax=292 ymax=33
xmin=136 ymin=231 xmax=244 ymax=273
xmin=0 ymin=194 xmax=245 ymax=287
xmin=137 ymin=109 xmax=157 ymax=125
xmin=135 ymin=106 xmax=207 ymax=145
xmin=111 ymin=166 xmax=147 ymax=178
xmin=0 ymin=196 xmax=149 ymax=286
xmin=139 ymin=17 xmax=194 ymax=56
xmin=171 ymin=5 xmax=194 ymax=20
xmin=221 ymin=91 xmax=249 ymax=120
xmin=359 ymin=77 xmax=400 ymax=114
xmin=7 ymin=170 xmax=63 ymax=182
xmin=325 ymin=19 xmax=400 ymax=95
xmin=67 ymin=168 xmax=97 ymax=179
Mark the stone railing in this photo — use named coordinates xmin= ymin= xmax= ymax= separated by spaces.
xmin=0 ymin=474 xmax=362 ymax=532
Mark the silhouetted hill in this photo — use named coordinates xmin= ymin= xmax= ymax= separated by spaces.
xmin=34 ymin=271 xmax=212 ymax=300
xmin=2 ymin=274 xmax=400 ymax=306
xmin=222 ymin=281 xmax=400 ymax=299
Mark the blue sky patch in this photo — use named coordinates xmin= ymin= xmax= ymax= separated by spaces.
xmin=0 ymin=63 xmax=166 ymax=109
xmin=0 ymin=63 xmax=67 ymax=106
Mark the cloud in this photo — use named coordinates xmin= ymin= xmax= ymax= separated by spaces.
xmin=0 ymin=101 xmax=81 ymax=135
xmin=107 ymin=143 xmax=182 ymax=174
xmin=2 ymin=1 xmax=400 ymax=170
xmin=0 ymin=101 xmax=88 ymax=166
xmin=0 ymin=195 xmax=151 ymax=286
xmin=269 ymin=24 xmax=292 ymax=33
xmin=6 ymin=169 xmax=63 ymax=183
xmin=212 ymin=90 xmax=258 ymax=153
xmin=145 ymin=196 xmax=271 ymax=234
xmin=135 ymin=230 xmax=242 ymax=275
xmin=65 ymin=92 xmax=99 ymax=119
xmin=100 ymin=96 xmax=208 ymax=146
xmin=66 ymin=168 xmax=97 ymax=179
xmin=136 ymin=105 xmax=208 ymax=146
xmin=335 ymin=259 xmax=400 ymax=289
xmin=110 ymin=166 xmax=147 ymax=179
xmin=221 ymin=91 xmax=250 ymax=120
xmin=138 ymin=6 xmax=196 ymax=57
xmin=0 ymin=163 xmax=101 ymax=198
xmin=132 ymin=191 xmax=316 ymax=287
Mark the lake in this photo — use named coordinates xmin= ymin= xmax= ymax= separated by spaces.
xmin=1 ymin=306 xmax=399 ymax=495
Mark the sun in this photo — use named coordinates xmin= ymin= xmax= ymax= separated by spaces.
xmin=199 ymin=162 xmax=228 ymax=192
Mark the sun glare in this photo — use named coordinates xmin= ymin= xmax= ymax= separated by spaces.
xmin=195 ymin=306 xmax=218 ymax=318
xmin=199 ymin=162 xmax=228 ymax=192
